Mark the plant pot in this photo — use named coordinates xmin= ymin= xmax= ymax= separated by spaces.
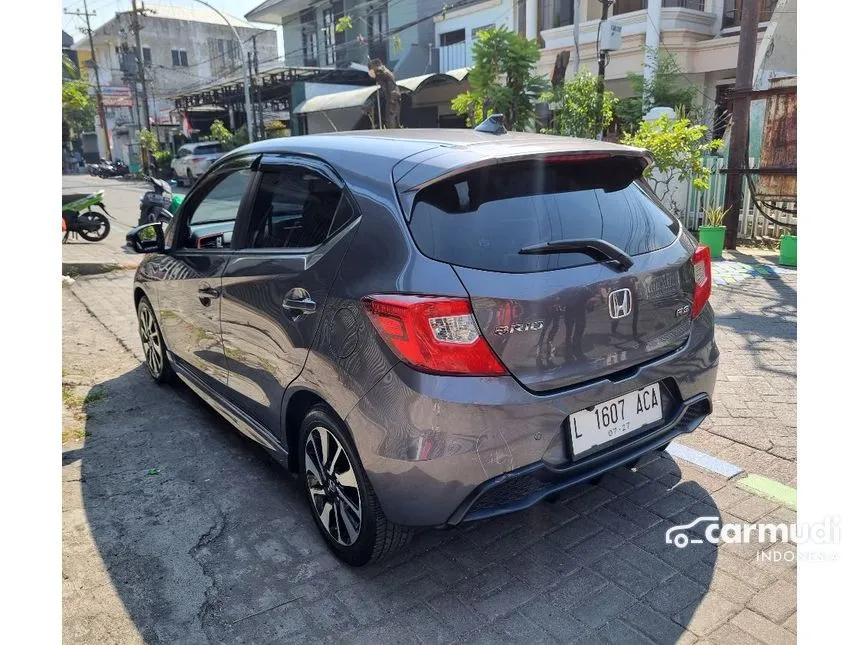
xmin=698 ymin=226 xmax=726 ymax=259
xmin=779 ymin=234 xmax=797 ymax=267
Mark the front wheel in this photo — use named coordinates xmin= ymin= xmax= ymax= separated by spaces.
xmin=137 ymin=296 xmax=174 ymax=383
xmin=78 ymin=211 xmax=110 ymax=241
xmin=300 ymin=405 xmax=412 ymax=566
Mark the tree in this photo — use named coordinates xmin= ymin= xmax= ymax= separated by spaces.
xmin=137 ymin=128 xmax=159 ymax=171
xmin=541 ymin=70 xmax=617 ymax=139
xmin=451 ymin=27 xmax=546 ymax=130
xmin=621 ymin=114 xmax=723 ymax=212
xmin=62 ymin=54 xmax=96 ymax=140
xmin=368 ymin=58 xmax=401 ymax=128
xmin=616 ymin=48 xmax=699 ymax=129
xmin=209 ymin=119 xmax=234 ymax=148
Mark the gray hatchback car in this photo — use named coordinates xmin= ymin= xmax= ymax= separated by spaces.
xmin=127 ymin=127 xmax=719 ymax=566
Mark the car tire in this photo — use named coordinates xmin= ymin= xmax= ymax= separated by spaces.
xmin=299 ymin=405 xmax=412 ymax=566
xmin=137 ymin=296 xmax=174 ymax=384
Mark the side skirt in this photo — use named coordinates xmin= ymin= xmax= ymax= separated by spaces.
xmin=172 ymin=356 xmax=291 ymax=469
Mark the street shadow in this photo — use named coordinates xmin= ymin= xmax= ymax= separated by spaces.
xmin=68 ymin=365 xmax=719 ymax=643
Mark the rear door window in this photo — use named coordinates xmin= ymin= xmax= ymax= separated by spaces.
xmin=408 ymin=158 xmax=679 ymax=273
xmin=194 ymin=144 xmax=223 ymax=156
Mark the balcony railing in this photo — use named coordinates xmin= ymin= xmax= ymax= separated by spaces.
xmin=439 ymin=41 xmax=468 ymax=73
xmin=722 ymin=0 xmax=777 ymax=29
xmin=613 ymin=0 xmax=705 ymax=14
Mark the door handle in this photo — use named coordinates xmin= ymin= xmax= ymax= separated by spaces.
xmin=198 ymin=285 xmax=220 ymax=305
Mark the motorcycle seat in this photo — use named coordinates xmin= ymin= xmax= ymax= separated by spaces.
xmin=62 ymin=193 xmax=93 ymax=206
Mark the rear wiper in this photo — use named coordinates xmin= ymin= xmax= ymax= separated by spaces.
xmin=518 ymin=238 xmax=633 ymax=271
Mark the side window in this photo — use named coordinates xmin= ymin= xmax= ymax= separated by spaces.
xmin=180 ymin=169 xmax=252 ymax=250
xmin=177 ymin=147 xmax=189 ymax=158
xmin=247 ymin=166 xmax=351 ymax=249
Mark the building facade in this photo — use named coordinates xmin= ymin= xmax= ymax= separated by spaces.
xmin=74 ymin=4 xmax=277 ymax=161
xmin=433 ymin=0 xmax=781 ymax=134
xmin=246 ymin=0 xmax=443 ymax=79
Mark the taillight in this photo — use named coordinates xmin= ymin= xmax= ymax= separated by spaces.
xmin=190 ymin=156 xmax=204 ymax=162
xmin=361 ymin=295 xmax=507 ymax=376
xmin=692 ymin=244 xmax=712 ymax=319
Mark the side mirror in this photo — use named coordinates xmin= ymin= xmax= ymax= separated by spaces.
xmin=126 ymin=223 xmax=165 ymax=254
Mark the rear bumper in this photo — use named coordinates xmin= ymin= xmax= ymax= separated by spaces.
xmin=344 ymin=306 xmax=719 ymax=527
xmin=447 ymin=395 xmax=710 ymax=525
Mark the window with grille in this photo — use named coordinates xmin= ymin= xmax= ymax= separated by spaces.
xmin=322 ymin=2 xmax=345 ymax=66
xmin=301 ymin=8 xmax=319 ymax=66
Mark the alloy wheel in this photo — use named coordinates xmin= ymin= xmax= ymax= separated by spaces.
xmin=138 ymin=303 xmax=164 ymax=378
xmin=304 ymin=426 xmax=362 ymax=546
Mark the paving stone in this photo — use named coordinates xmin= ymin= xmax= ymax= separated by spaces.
xmin=643 ymin=573 xmax=706 ymax=616
xmin=620 ymin=601 xmax=688 ymax=643
xmin=728 ymin=495 xmax=781 ymax=523
xmin=674 ymin=593 xmax=741 ymax=637
xmin=731 ymin=609 xmax=796 ymax=645
xmin=570 ymin=582 xmax=637 ymax=629
xmin=519 ymin=594 xmax=591 ymax=642
xmin=595 ymin=618 xmax=654 ymax=645
xmin=746 ymin=579 xmax=797 ymax=624
xmin=590 ymin=553 xmax=661 ymax=598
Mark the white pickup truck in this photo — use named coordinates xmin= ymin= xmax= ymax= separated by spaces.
xmin=171 ymin=142 xmax=224 ymax=186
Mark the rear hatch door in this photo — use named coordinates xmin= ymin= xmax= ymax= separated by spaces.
xmin=404 ymin=154 xmax=697 ymax=393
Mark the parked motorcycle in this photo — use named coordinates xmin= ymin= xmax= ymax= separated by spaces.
xmin=88 ymin=159 xmax=129 ymax=178
xmin=138 ymin=176 xmax=175 ymax=226
xmin=62 ymin=191 xmax=111 ymax=243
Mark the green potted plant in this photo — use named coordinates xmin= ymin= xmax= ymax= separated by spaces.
xmin=779 ymin=232 xmax=797 ymax=267
xmin=699 ymin=204 xmax=728 ymax=259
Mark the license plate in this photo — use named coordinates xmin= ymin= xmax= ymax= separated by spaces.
xmin=569 ymin=384 xmax=663 ymax=456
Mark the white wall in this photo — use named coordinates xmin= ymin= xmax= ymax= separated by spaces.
xmin=434 ymin=0 xmax=515 ymax=71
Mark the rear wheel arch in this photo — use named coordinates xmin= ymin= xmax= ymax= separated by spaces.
xmin=284 ymin=389 xmax=352 ymax=473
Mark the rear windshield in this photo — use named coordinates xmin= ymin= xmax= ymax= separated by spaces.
xmin=408 ymin=158 xmax=679 ymax=273
xmin=194 ymin=144 xmax=222 ymax=155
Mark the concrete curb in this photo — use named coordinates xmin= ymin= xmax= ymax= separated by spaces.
xmin=62 ymin=262 xmax=138 ymax=277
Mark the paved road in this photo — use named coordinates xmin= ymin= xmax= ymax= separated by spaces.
xmin=62 ymin=257 xmax=798 ymax=643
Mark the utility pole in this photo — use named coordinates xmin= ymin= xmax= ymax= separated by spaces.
xmin=65 ymin=0 xmax=112 ymax=159
xmin=722 ymin=0 xmax=762 ymax=250
xmin=130 ymin=0 xmax=151 ymax=131
xmin=247 ymin=51 xmax=256 ymax=140
xmin=594 ymin=0 xmax=613 ymax=141
xmin=252 ymin=35 xmax=265 ymax=141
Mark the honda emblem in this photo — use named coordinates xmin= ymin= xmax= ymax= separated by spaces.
xmin=608 ymin=288 xmax=633 ymax=319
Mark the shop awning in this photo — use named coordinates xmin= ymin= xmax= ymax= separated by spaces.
xmin=293 ymin=68 xmax=471 ymax=115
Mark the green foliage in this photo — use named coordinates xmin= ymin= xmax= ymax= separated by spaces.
xmin=616 ymin=48 xmax=699 ymax=128
xmin=335 ymin=15 xmax=352 ymax=33
xmin=703 ymin=204 xmax=728 ymax=227
xmin=232 ymin=124 xmax=249 ymax=147
xmin=451 ymin=27 xmax=546 ymax=130
xmin=154 ymin=149 xmax=173 ymax=167
xmin=62 ymin=55 xmax=95 ymax=138
xmin=621 ymin=114 xmax=723 ymax=207
xmin=209 ymin=119 xmax=236 ymax=148
xmin=137 ymin=128 xmax=159 ymax=153
xmin=540 ymin=70 xmax=617 ymax=139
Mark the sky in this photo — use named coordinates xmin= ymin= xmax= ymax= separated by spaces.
xmin=62 ymin=0 xmax=283 ymax=56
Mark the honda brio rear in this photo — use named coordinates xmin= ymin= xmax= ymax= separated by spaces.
xmin=327 ymin=135 xmax=719 ymax=537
